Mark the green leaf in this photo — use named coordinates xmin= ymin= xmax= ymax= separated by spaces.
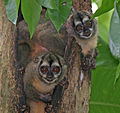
xmin=114 ymin=62 xmax=120 ymax=85
xmin=89 ymin=38 xmax=120 ymax=113
xmin=15 ymin=0 xmax=20 ymax=12
xmin=98 ymin=10 xmax=113 ymax=43
xmin=4 ymin=0 xmax=18 ymax=24
xmin=91 ymin=0 xmax=114 ymax=20
xmin=109 ymin=1 xmax=120 ymax=85
xmin=21 ymin=0 xmax=42 ymax=38
xmin=47 ymin=0 xmax=72 ymax=31
xmin=37 ymin=0 xmax=57 ymax=9
xmin=43 ymin=0 xmax=57 ymax=9
xmin=116 ymin=0 xmax=120 ymax=19
xmin=109 ymin=1 xmax=120 ymax=59
xmin=4 ymin=0 xmax=8 ymax=5
xmin=95 ymin=38 xmax=118 ymax=67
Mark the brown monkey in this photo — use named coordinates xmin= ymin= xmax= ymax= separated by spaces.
xmin=66 ymin=10 xmax=98 ymax=56
xmin=24 ymin=52 xmax=67 ymax=113
xmin=16 ymin=15 xmax=68 ymax=113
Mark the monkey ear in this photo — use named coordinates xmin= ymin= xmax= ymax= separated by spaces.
xmin=17 ymin=21 xmax=30 ymax=40
xmin=17 ymin=40 xmax=32 ymax=67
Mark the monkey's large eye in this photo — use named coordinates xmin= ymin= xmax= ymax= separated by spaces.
xmin=76 ymin=24 xmax=83 ymax=33
xmin=52 ymin=66 xmax=60 ymax=74
xmin=40 ymin=66 xmax=48 ymax=74
xmin=85 ymin=21 xmax=92 ymax=28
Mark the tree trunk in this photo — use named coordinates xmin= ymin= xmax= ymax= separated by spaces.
xmin=58 ymin=0 xmax=92 ymax=113
xmin=0 ymin=0 xmax=25 ymax=113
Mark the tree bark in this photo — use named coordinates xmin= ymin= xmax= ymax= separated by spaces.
xmin=0 ymin=0 xmax=25 ymax=113
xmin=58 ymin=0 xmax=92 ymax=113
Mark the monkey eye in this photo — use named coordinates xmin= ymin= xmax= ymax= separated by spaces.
xmin=52 ymin=66 xmax=60 ymax=74
xmin=76 ymin=24 xmax=83 ymax=32
xmin=85 ymin=21 xmax=92 ymax=28
xmin=40 ymin=66 xmax=48 ymax=74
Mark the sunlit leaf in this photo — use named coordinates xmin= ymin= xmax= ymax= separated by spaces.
xmin=98 ymin=10 xmax=113 ymax=43
xmin=21 ymin=0 xmax=42 ymax=38
xmin=109 ymin=2 xmax=120 ymax=59
xmin=37 ymin=0 xmax=57 ymax=9
xmin=109 ymin=1 xmax=120 ymax=85
xmin=116 ymin=0 xmax=120 ymax=19
xmin=4 ymin=0 xmax=18 ymax=24
xmin=15 ymin=0 xmax=20 ymax=12
xmin=91 ymin=0 xmax=114 ymax=20
xmin=47 ymin=0 xmax=72 ymax=31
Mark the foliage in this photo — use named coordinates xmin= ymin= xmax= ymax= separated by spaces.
xmin=4 ymin=0 xmax=18 ymax=24
xmin=89 ymin=38 xmax=120 ymax=113
xmin=90 ymin=0 xmax=120 ymax=113
xmin=21 ymin=0 xmax=42 ymax=37
xmin=90 ymin=0 xmax=114 ymax=20
xmin=4 ymin=0 xmax=72 ymax=38
xmin=3 ymin=0 xmax=120 ymax=113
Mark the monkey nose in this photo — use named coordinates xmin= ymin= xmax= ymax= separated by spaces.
xmin=83 ymin=29 xmax=91 ymax=37
xmin=47 ymin=73 xmax=54 ymax=81
xmin=47 ymin=74 xmax=53 ymax=78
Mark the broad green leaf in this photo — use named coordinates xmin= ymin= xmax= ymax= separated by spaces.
xmin=91 ymin=0 xmax=114 ymax=20
xmin=109 ymin=2 xmax=120 ymax=59
xmin=114 ymin=62 xmax=120 ymax=85
xmin=47 ymin=0 xmax=72 ymax=31
xmin=37 ymin=0 xmax=57 ymax=9
xmin=4 ymin=0 xmax=18 ymax=24
xmin=98 ymin=21 xmax=109 ymax=43
xmin=98 ymin=10 xmax=113 ymax=43
xmin=15 ymin=0 xmax=20 ymax=12
xmin=116 ymin=0 xmax=120 ymax=19
xmin=21 ymin=0 xmax=42 ymax=38
xmin=4 ymin=0 xmax=8 ymax=5
xmin=95 ymin=38 xmax=118 ymax=67
xmin=89 ymin=38 xmax=119 ymax=113
xmin=109 ymin=0 xmax=120 ymax=85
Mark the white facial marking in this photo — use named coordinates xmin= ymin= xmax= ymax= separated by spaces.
xmin=51 ymin=62 xmax=60 ymax=67
xmin=83 ymin=16 xmax=89 ymax=23
xmin=89 ymin=28 xmax=93 ymax=31
xmin=75 ymin=21 xmax=82 ymax=26
xmin=41 ymin=62 xmax=49 ymax=66
xmin=80 ymin=32 xmax=83 ymax=36
xmin=42 ymin=74 xmax=47 ymax=78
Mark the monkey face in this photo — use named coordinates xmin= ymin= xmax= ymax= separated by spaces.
xmin=38 ymin=53 xmax=66 ymax=84
xmin=73 ymin=11 xmax=96 ymax=39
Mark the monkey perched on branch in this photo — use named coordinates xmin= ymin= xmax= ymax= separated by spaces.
xmin=24 ymin=52 xmax=67 ymax=113
xmin=16 ymin=15 xmax=68 ymax=113
xmin=66 ymin=10 xmax=97 ymax=56
xmin=16 ymin=10 xmax=97 ymax=113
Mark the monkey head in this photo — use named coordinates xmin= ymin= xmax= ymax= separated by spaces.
xmin=68 ymin=10 xmax=98 ymax=55
xmin=73 ymin=11 xmax=97 ymax=39
xmin=38 ymin=53 xmax=67 ymax=84
xmin=23 ymin=51 xmax=67 ymax=103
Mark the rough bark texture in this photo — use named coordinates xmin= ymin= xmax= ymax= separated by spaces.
xmin=72 ymin=0 xmax=92 ymax=12
xmin=0 ymin=0 xmax=25 ymax=113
